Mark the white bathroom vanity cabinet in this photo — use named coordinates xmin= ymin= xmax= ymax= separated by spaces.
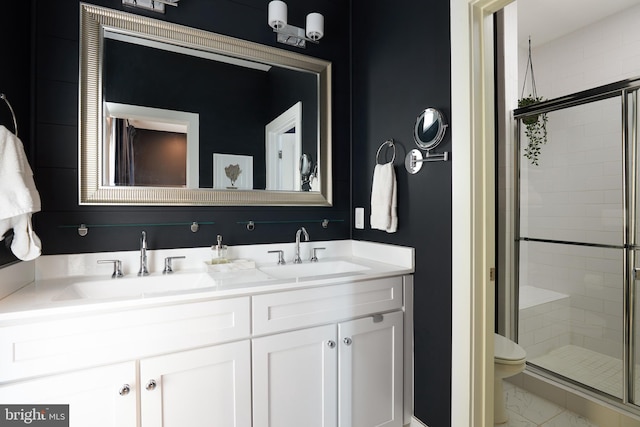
xmin=0 ymin=244 xmax=413 ymax=427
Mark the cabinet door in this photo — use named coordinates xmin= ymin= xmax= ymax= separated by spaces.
xmin=0 ymin=362 xmax=136 ymax=427
xmin=252 ymin=324 xmax=338 ymax=427
xmin=339 ymin=311 xmax=403 ymax=427
xmin=140 ymin=340 xmax=251 ymax=427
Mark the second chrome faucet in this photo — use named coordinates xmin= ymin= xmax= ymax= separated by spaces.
xmin=138 ymin=231 xmax=149 ymax=276
xmin=294 ymin=227 xmax=309 ymax=264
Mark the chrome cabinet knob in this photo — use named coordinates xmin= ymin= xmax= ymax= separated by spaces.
xmin=146 ymin=379 xmax=157 ymax=391
xmin=119 ymin=384 xmax=131 ymax=396
xmin=327 ymin=340 xmax=336 ymax=349
xmin=343 ymin=337 xmax=352 ymax=346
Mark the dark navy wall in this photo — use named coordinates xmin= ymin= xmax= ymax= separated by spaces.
xmin=0 ymin=1 xmax=32 ymax=266
xmin=4 ymin=1 xmax=455 ymax=424
xmin=351 ymin=0 xmax=452 ymax=425
xmin=31 ymin=0 xmax=351 ymax=254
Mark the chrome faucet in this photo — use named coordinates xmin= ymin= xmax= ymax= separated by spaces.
xmin=294 ymin=227 xmax=309 ymax=264
xmin=138 ymin=231 xmax=149 ymax=276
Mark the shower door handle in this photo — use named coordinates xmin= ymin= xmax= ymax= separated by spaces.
xmin=635 ymin=267 xmax=640 ymax=280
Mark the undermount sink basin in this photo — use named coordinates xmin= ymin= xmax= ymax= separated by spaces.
xmin=55 ymin=271 xmax=216 ymax=301
xmin=259 ymin=260 xmax=370 ymax=280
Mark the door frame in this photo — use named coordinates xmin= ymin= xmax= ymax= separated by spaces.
xmin=450 ymin=0 xmax=513 ymax=425
xmin=265 ymin=102 xmax=303 ymax=191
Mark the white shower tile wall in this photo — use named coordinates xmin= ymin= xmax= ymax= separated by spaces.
xmin=520 ymin=242 xmax=624 ymax=359
xmin=519 ymin=34 xmax=626 ymax=360
xmin=518 ymin=291 xmax=570 ymax=359
xmin=519 ymin=97 xmax=623 ymax=246
xmin=521 ymin=4 xmax=640 ymax=100
xmin=519 ymin=102 xmax=624 ymax=358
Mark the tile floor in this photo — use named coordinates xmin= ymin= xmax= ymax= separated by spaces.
xmin=529 ymin=345 xmax=631 ymax=399
xmin=497 ymin=381 xmax=600 ymax=427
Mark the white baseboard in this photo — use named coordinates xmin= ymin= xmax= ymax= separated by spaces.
xmin=408 ymin=416 xmax=428 ymax=427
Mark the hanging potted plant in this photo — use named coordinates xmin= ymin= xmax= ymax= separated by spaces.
xmin=519 ymin=37 xmax=548 ymax=166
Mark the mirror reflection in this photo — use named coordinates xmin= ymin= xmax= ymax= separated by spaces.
xmin=103 ymin=32 xmax=317 ymax=191
xmin=104 ymin=102 xmax=199 ymax=188
xmin=79 ymin=4 xmax=332 ymax=206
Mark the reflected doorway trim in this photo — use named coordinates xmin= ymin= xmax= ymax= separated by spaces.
xmin=265 ymin=102 xmax=303 ymax=191
xmin=104 ymin=102 xmax=199 ymax=188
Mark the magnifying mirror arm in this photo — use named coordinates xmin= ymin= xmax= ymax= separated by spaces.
xmin=404 ymin=149 xmax=450 ymax=174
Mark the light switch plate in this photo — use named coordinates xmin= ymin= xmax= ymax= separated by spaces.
xmin=355 ymin=207 xmax=364 ymax=229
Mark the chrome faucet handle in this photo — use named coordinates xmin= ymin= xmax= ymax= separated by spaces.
xmin=98 ymin=259 xmax=124 ymax=279
xmin=163 ymin=256 xmax=186 ymax=274
xmin=268 ymin=250 xmax=286 ymax=265
xmin=310 ymin=247 xmax=325 ymax=262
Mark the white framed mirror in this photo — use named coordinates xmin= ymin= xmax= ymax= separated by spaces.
xmin=79 ymin=3 xmax=332 ymax=206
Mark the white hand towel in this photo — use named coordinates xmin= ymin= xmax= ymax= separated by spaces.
xmin=0 ymin=214 xmax=41 ymax=261
xmin=0 ymin=125 xmax=42 ymax=260
xmin=370 ymin=162 xmax=397 ymax=233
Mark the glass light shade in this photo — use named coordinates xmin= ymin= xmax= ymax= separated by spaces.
xmin=268 ymin=1 xmax=287 ymax=29
xmin=305 ymin=12 xmax=324 ymax=41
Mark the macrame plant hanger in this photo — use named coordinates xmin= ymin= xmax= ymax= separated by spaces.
xmin=521 ymin=36 xmax=538 ymax=101
xmin=519 ymin=36 xmax=548 ymax=166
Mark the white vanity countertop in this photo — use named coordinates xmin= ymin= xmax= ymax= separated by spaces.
xmin=0 ymin=240 xmax=414 ymax=323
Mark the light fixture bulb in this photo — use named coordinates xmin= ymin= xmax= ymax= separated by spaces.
xmin=305 ymin=12 xmax=324 ymax=41
xmin=268 ymin=1 xmax=287 ymax=30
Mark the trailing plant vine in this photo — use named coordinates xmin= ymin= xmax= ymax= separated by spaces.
xmin=519 ymin=37 xmax=548 ymax=166
xmin=518 ymin=96 xmax=548 ymax=166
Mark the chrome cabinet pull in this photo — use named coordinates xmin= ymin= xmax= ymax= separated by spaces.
xmin=343 ymin=337 xmax=352 ymax=346
xmin=146 ymin=379 xmax=157 ymax=391
xmin=118 ymin=384 xmax=131 ymax=396
xmin=327 ymin=340 xmax=336 ymax=349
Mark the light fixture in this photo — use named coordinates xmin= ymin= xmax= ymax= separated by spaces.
xmin=122 ymin=0 xmax=179 ymax=14
xmin=267 ymin=1 xmax=324 ymax=48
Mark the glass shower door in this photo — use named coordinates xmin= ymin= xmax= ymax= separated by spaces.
xmin=518 ymin=95 xmax=627 ymax=400
xmin=632 ymin=87 xmax=640 ymax=406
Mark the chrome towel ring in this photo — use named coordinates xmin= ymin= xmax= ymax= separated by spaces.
xmin=0 ymin=93 xmax=18 ymax=137
xmin=376 ymin=139 xmax=396 ymax=165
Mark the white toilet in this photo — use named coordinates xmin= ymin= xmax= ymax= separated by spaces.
xmin=494 ymin=333 xmax=526 ymax=424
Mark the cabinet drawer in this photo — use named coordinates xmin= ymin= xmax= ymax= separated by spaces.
xmin=0 ymin=297 xmax=250 ymax=382
xmin=252 ymin=277 xmax=402 ymax=335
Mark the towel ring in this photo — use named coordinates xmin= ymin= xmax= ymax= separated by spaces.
xmin=0 ymin=93 xmax=17 ymax=137
xmin=376 ymin=139 xmax=396 ymax=165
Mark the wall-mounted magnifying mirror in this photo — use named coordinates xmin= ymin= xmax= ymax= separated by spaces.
xmin=414 ymin=108 xmax=447 ymax=150
xmin=405 ymin=107 xmax=450 ymax=174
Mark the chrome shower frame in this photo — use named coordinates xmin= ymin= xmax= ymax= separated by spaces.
xmin=513 ymin=76 xmax=640 ymax=415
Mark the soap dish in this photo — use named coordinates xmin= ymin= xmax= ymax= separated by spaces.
xmin=206 ymin=259 xmax=256 ymax=272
